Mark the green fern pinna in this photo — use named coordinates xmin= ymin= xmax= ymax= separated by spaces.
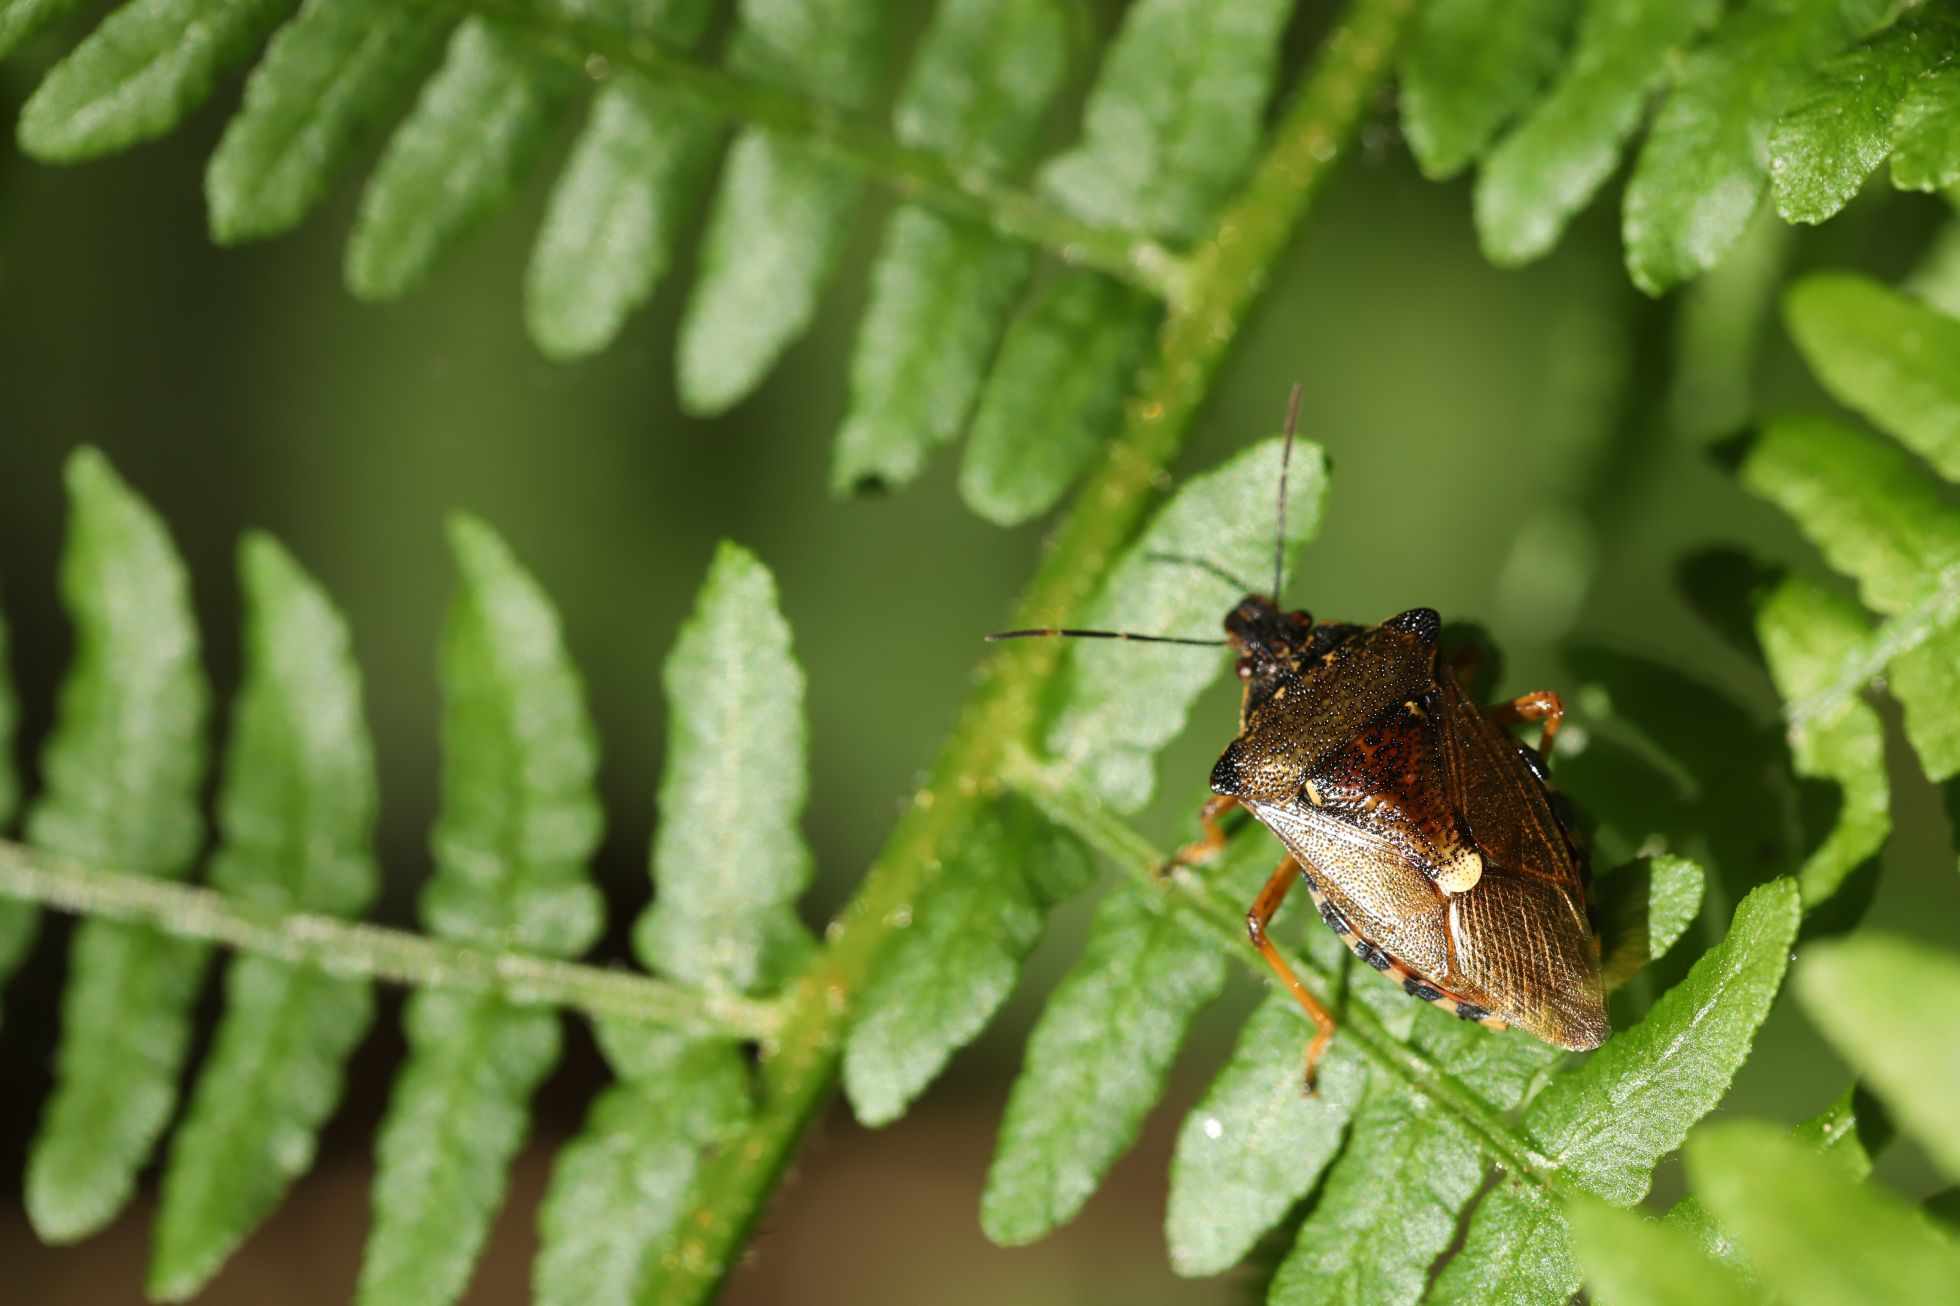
xmin=2 ymin=0 xmax=1959 ymax=1302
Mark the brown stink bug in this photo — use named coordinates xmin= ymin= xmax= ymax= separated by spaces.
xmin=993 ymin=387 xmax=1608 ymax=1088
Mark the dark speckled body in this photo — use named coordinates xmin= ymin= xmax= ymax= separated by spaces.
xmin=1210 ymin=598 xmax=1608 ymax=1051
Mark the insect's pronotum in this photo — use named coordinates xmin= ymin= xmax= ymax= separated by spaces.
xmin=993 ymin=388 xmax=1607 ymax=1087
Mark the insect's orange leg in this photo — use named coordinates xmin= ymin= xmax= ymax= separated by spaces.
xmin=1164 ymin=794 xmax=1240 ymax=877
xmin=1246 ymin=854 xmax=1338 ymax=1094
xmin=1489 ymin=689 xmax=1564 ymax=758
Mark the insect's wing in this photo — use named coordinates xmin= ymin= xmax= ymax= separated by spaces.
xmin=1436 ymin=672 xmax=1608 ymax=1050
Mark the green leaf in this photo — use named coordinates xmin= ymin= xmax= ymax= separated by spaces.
xmin=1623 ymin=0 xmax=1892 ymax=295
xmin=1796 ymin=934 xmax=1960 ymax=1181
xmin=1786 ymin=272 xmax=1960 ymax=481
xmin=980 ymin=878 xmax=1228 ymax=1244
xmin=1598 ymin=853 xmax=1706 ymax=991
xmin=533 ymin=1029 xmax=751 ymax=1306
xmin=0 ymin=0 xmax=92 ymax=60
xmin=675 ymin=131 xmax=861 ymax=414
xmin=424 ymin=515 xmax=605 ymax=956
xmin=358 ymin=993 xmax=561 ymax=1306
xmin=1040 ymin=0 xmax=1293 ymax=241
xmin=153 ymin=958 xmax=372 ymax=1298
xmin=1769 ymin=13 xmax=1960 ymax=224
xmin=1891 ymin=66 xmax=1960 ymax=191
xmin=636 ymin=541 xmax=812 ymax=993
xmin=1399 ymin=0 xmax=1574 ymax=181
xmin=148 ymin=535 xmax=379 ymax=1300
xmin=1475 ymin=0 xmax=1724 ymax=266
xmin=1740 ymin=414 xmax=1960 ymax=781
xmin=1754 ymin=575 xmax=1889 ymax=905
xmin=676 ymin=0 xmax=896 ymax=413
xmin=831 ymin=211 xmax=1033 ymax=495
xmin=1429 ymin=1181 xmax=1578 ymax=1305
xmin=525 ymin=75 xmax=718 ymax=360
xmin=24 ymin=449 xmax=212 ymax=1243
xmin=1045 ymin=435 xmax=1327 ymax=812
xmin=958 ymin=270 xmax=1156 ymax=525
xmin=1524 ymin=877 xmax=1801 ymax=1203
xmin=358 ymin=516 xmax=600 ymax=1306
xmin=1687 ymin=1119 xmax=1960 ymax=1304
xmin=207 ymin=0 xmax=448 ymax=244
xmin=1665 ymin=1085 xmax=1894 ymax=1275
xmin=1164 ymin=986 xmax=1366 ymax=1277
xmin=345 ymin=18 xmax=575 ymax=302
xmin=828 ymin=0 xmax=1070 ymax=494
xmin=843 ymin=798 xmax=1090 ymax=1128
xmin=1569 ymin=1195 xmax=1757 ymax=1306
xmin=17 ymin=0 xmax=292 ymax=161
xmin=1268 ymin=1081 xmax=1484 ymax=1306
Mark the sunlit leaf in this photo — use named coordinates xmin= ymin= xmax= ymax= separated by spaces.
xmin=1399 ymin=0 xmax=1574 ymax=181
xmin=1045 ymin=436 xmax=1327 ymax=812
xmin=1597 ymin=853 xmax=1705 ymax=991
xmin=149 ymin=535 xmax=379 ymax=1301
xmin=206 ymin=0 xmax=448 ymax=244
xmin=345 ymin=19 xmax=575 ymax=301
xmin=1165 ymin=981 xmax=1365 ymax=1277
xmin=1267 ymin=1079 xmax=1484 ymax=1305
xmin=958 ymin=270 xmax=1156 ymax=525
xmin=1786 ymin=272 xmax=1960 ymax=482
xmin=17 ymin=0 xmax=291 ymax=162
xmin=533 ymin=1028 xmax=751 ymax=1306
xmin=23 ymin=450 xmax=212 ymax=1243
xmin=676 ymin=0 xmax=896 ymax=413
xmin=1570 ymin=1195 xmax=1756 ymax=1306
xmin=1754 ymin=575 xmax=1889 ymax=905
xmin=524 ymin=0 xmax=718 ymax=359
xmin=1429 ymin=1180 xmax=1578 ymax=1305
xmin=1890 ymin=66 xmax=1960 ymax=191
xmin=1041 ymin=0 xmax=1292 ymax=241
xmin=636 ymin=541 xmax=812 ymax=994
xmin=1797 ymin=933 xmax=1960 ymax=1181
xmin=1740 ymin=413 xmax=1960 ymax=782
xmin=359 ymin=515 xmax=603 ymax=1306
xmin=1623 ymin=0 xmax=1893 ymax=294
xmin=981 ymin=878 xmax=1229 ymax=1245
xmin=1687 ymin=1119 xmax=1960 ymax=1305
xmin=1475 ymin=0 xmax=1723 ymax=266
xmin=1524 ymin=877 xmax=1801 ymax=1203
xmin=1769 ymin=12 xmax=1960 ymax=224
xmin=844 ymin=797 xmax=1090 ymax=1128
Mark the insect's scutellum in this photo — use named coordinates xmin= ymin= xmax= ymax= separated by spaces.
xmin=984 ymin=388 xmax=1608 ymax=1091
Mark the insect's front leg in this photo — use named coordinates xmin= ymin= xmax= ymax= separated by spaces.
xmin=1161 ymin=794 xmax=1240 ymax=879
xmin=1488 ymin=689 xmax=1564 ymax=758
xmin=1246 ymin=854 xmax=1338 ymax=1094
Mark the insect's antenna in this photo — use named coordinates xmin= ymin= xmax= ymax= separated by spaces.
xmin=1273 ymin=382 xmax=1304 ymax=604
xmin=1144 ymin=551 xmax=1258 ymax=593
xmin=986 ymin=628 xmax=1228 ymax=648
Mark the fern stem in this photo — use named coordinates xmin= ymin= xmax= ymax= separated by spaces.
xmin=423 ymin=0 xmax=1184 ymax=300
xmin=648 ymin=2 xmax=1423 ymax=1299
xmin=1004 ymin=749 xmax=1565 ymax=1186
xmin=0 ymin=840 xmax=781 ymax=1039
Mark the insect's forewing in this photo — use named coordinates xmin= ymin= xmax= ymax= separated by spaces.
xmin=1435 ymin=670 xmax=1607 ymax=1049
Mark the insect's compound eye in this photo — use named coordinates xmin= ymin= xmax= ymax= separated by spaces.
xmin=1235 ymin=656 xmax=1255 ymax=680
xmin=1289 ymin=611 xmax=1312 ymax=629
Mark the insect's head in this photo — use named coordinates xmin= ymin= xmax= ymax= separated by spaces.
xmin=1224 ymin=593 xmax=1314 ymax=681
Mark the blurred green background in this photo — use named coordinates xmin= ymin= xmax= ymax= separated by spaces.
xmin=2 ymin=27 xmax=1958 ymax=1305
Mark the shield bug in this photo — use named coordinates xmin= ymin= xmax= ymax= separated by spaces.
xmin=992 ymin=387 xmax=1608 ymax=1088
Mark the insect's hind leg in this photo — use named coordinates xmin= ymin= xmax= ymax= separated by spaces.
xmin=1246 ymin=854 xmax=1338 ymax=1093
xmin=1488 ymin=689 xmax=1564 ymax=758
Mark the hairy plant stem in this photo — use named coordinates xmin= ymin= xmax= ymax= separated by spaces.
xmin=0 ymin=840 xmax=780 ymax=1040
xmin=653 ymin=2 xmax=1422 ymax=1299
xmin=424 ymin=0 xmax=1182 ymax=300
xmin=1004 ymin=750 xmax=1565 ymax=1186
